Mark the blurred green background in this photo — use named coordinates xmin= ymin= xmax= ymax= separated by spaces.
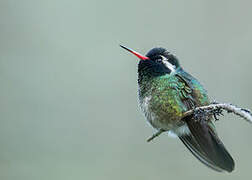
xmin=1 ymin=0 xmax=252 ymax=179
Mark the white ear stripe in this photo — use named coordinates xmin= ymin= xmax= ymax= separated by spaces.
xmin=161 ymin=55 xmax=176 ymax=72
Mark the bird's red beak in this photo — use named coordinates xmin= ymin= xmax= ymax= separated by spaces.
xmin=120 ymin=45 xmax=150 ymax=60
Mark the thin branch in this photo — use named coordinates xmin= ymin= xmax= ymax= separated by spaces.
xmin=147 ymin=103 xmax=252 ymax=143
xmin=147 ymin=129 xmax=166 ymax=142
xmin=182 ymin=103 xmax=252 ymax=123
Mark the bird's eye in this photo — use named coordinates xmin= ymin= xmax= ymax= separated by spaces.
xmin=156 ymin=56 xmax=163 ymax=62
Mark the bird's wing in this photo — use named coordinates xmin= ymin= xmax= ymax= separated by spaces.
xmin=174 ymin=72 xmax=234 ymax=172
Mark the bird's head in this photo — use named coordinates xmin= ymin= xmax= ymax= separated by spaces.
xmin=120 ymin=45 xmax=181 ymax=78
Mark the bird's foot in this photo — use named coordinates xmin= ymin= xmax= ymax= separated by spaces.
xmin=192 ymin=106 xmax=223 ymax=122
xmin=193 ymin=108 xmax=208 ymax=122
xmin=212 ymin=107 xmax=224 ymax=121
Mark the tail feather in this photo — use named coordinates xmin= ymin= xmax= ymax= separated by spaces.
xmin=180 ymin=135 xmax=223 ymax=172
xmin=179 ymin=119 xmax=235 ymax=172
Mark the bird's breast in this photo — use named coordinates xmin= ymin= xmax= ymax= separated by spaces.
xmin=139 ymin=86 xmax=186 ymax=131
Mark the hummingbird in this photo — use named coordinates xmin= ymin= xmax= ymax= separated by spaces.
xmin=120 ymin=45 xmax=235 ymax=172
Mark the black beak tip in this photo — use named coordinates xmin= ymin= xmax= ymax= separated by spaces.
xmin=119 ymin=44 xmax=128 ymax=51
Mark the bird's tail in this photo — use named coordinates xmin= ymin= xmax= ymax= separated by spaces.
xmin=179 ymin=119 xmax=235 ymax=172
